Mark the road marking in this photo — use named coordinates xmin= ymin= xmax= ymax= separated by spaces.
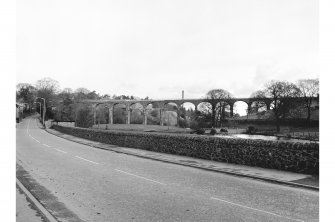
xmin=42 ymin=144 xmax=51 ymax=147
xmin=27 ymin=119 xmax=30 ymax=134
xmin=75 ymin=156 xmax=99 ymax=165
xmin=210 ymin=197 xmax=304 ymax=222
xmin=54 ymin=148 xmax=67 ymax=154
xmin=114 ymin=169 xmax=166 ymax=185
xmin=34 ymin=139 xmax=40 ymax=143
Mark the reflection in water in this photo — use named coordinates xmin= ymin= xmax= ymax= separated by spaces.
xmin=214 ymin=134 xmax=318 ymax=143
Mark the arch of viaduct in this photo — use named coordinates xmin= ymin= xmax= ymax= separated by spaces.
xmin=79 ymin=97 xmax=281 ymax=126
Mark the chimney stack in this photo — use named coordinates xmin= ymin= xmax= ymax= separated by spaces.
xmin=182 ymin=90 xmax=184 ymax=100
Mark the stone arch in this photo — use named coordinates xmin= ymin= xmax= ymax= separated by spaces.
xmin=144 ymin=102 xmax=161 ymax=126
xmin=196 ymin=101 xmax=212 ymax=113
xmin=162 ymin=102 xmax=179 ymax=127
xmin=113 ymin=103 xmax=127 ymax=124
xmin=94 ymin=103 xmax=110 ymax=125
xmin=232 ymin=101 xmax=249 ymax=118
xmin=250 ymin=100 xmax=267 ymax=113
xmin=213 ymin=101 xmax=231 ymax=126
xmin=129 ymin=102 xmax=144 ymax=124
xmin=179 ymin=102 xmax=196 ymax=128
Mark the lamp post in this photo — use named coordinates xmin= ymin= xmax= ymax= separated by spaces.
xmin=34 ymin=102 xmax=42 ymax=117
xmin=36 ymin=97 xmax=46 ymax=126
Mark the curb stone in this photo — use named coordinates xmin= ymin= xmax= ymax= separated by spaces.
xmin=44 ymin=127 xmax=319 ymax=191
xmin=16 ymin=178 xmax=59 ymax=222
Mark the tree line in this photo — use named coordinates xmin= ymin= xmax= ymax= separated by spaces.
xmin=16 ymin=77 xmax=318 ymax=131
xmin=193 ymin=79 xmax=319 ymax=131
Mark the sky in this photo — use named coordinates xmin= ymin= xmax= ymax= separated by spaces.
xmin=17 ymin=0 xmax=318 ymax=103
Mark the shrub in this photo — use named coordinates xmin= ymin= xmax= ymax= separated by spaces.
xmin=190 ymin=120 xmax=199 ymax=130
xmin=210 ymin=128 xmax=216 ymax=135
xmin=179 ymin=118 xmax=187 ymax=128
xmin=220 ymin=128 xmax=228 ymax=133
xmin=196 ymin=128 xmax=205 ymax=135
xmin=246 ymin=126 xmax=257 ymax=134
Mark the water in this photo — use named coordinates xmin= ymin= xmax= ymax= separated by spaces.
xmin=214 ymin=134 xmax=318 ymax=143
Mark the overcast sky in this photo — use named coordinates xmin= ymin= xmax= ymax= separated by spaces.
xmin=17 ymin=0 xmax=318 ymax=100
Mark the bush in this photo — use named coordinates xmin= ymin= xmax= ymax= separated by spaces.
xmin=220 ymin=128 xmax=228 ymax=133
xmin=179 ymin=118 xmax=187 ymax=128
xmin=246 ymin=126 xmax=257 ymax=134
xmin=190 ymin=120 xmax=199 ymax=130
xmin=210 ymin=128 xmax=216 ymax=135
xmin=196 ymin=128 xmax=205 ymax=135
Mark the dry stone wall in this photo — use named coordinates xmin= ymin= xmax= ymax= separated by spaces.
xmin=51 ymin=125 xmax=319 ymax=175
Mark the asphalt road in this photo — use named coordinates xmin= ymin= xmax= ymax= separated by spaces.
xmin=16 ymin=116 xmax=319 ymax=222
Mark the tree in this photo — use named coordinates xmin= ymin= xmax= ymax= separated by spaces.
xmin=263 ymin=80 xmax=301 ymax=132
xmin=297 ymin=78 xmax=319 ymax=123
xmin=101 ymin=94 xmax=111 ymax=99
xmin=205 ymin=89 xmax=233 ymax=127
xmin=54 ymin=88 xmax=75 ymax=121
xmin=35 ymin=77 xmax=60 ymax=95
xmin=75 ymin=104 xmax=93 ymax=128
xmin=75 ymin=87 xmax=90 ymax=94
xmin=16 ymin=83 xmax=36 ymax=112
xmin=250 ymin=90 xmax=267 ymax=113
xmin=279 ymin=81 xmax=301 ymax=121
xmin=35 ymin=77 xmax=60 ymax=119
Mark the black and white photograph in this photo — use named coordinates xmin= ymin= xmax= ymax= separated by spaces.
xmin=4 ymin=0 xmax=333 ymax=221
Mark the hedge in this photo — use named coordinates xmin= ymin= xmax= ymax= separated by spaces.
xmin=51 ymin=125 xmax=319 ymax=175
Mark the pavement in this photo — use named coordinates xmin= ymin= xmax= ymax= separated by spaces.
xmin=16 ymin=184 xmax=47 ymax=222
xmin=45 ymin=124 xmax=319 ymax=190
xmin=17 ymin=116 xmax=319 ymax=221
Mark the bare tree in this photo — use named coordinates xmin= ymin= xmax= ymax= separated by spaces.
xmin=280 ymin=81 xmax=301 ymax=121
xmin=250 ymin=90 xmax=267 ymax=113
xmin=297 ymin=78 xmax=319 ymax=123
xmin=75 ymin=87 xmax=90 ymax=94
xmin=35 ymin=77 xmax=60 ymax=119
xmin=35 ymin=77 xmax=60 ymax=95
xmin=205 ymin=89 xmax=232 ymax=127
xmin=264 ymin=80 xmax=300 ymax=132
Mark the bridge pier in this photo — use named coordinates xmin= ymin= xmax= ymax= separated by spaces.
xmin=230 ymin=104 xmax=234 ymax=117
xmin=93 ymin=105 xmax=97 ymax=125
xmin=127 ymin=107 xmax=131 ymax=124
xmin=247 ymin=103 xmax=252 ymax=114
xmin=266 ymin=102 xmax=271 ymax=110
xmin=108 ymin=107 xmax=113 ymax=124
xmin=160 ymin=109 xmax=164 ymax=126
xmin=143 ymin=109 xmax=147 ymax=125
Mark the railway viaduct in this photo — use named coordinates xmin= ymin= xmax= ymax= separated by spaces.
xmin=78 ymin=97 xmax=317 ymax=126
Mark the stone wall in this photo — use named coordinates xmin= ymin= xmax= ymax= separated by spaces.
xmin=51 ymin=125 xmax=319 ymax=175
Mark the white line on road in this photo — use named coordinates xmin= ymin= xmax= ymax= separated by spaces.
xmin=42 ymin=144 xmax=51 ymax=147
xmin=34 ymin=139 xmax=40 ymax=143
xmin=75 ymin=156 xmax=99 ymax=165
xmin=114 ymin=169 xmax=166 ymax=185
xmin=54 ymin=148 xmax=67 ymax=154
xmin=210 ymin=197 xmax=304 ymax=222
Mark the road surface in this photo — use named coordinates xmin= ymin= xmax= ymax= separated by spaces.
xmin=16 ymin=116 xmax=319 ymax=222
